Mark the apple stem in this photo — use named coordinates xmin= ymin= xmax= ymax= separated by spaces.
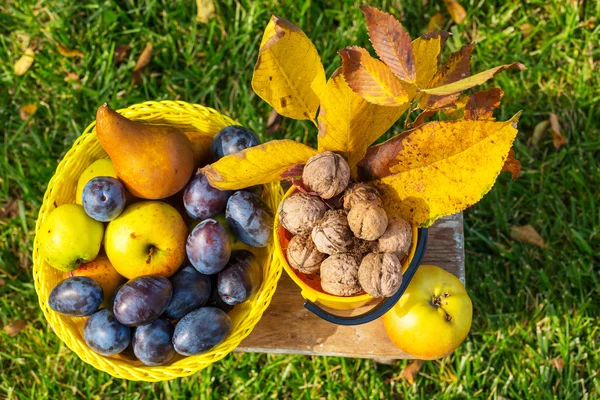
xmin=431 ymin=292 xmax=453 ymax=322
xmin=146 ymin=245 xmax=155 ymax=264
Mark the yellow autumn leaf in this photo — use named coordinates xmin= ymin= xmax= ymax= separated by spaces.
xmin=14 ymin=48 xmax=34 ymax=76
xmin=371 ymin=114 xmax=520 ymax=227
xmin=252 ymin=16 xmax=326 ymax=122
xmin=201 ymin=139 xmax=317 ymax=190
xmin=426 ymin=12 xmax=445 ymax=32
xmin=57 ymin=43 xmax=84 ymax=58
xmin=317 ymin=68 xmax=406 ymax=169
xmin=412 ymin=35 xmax=441 ymax=89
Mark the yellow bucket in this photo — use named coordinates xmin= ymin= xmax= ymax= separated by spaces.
xmin=32 ymin=101 xmax=284 ymax=381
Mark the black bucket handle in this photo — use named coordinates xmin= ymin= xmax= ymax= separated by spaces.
xmin=303 ymin=228 xmax=429 ymax=326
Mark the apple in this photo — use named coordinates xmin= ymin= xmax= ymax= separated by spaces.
xmin=383 ymin=264 xmax=472 ymax=360
xmin=104 ymin=201 xmax=187 ymax=279
xmin=69 ymin=253 xmax=126 ymax=308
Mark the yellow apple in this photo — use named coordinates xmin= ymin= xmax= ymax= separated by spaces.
xmin=383 ymin=264 xmax=472 ymax=360
xmin=104 ymin=201 xmax=187 ymax=279
xmin=75 ymin=158 xmax=117 ymax=204
xmin=69 ymin=253 xmax=126 ymax=308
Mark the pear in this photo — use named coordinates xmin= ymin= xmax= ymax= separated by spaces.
xmin=95 ymin=104 xmax=195 ymax=199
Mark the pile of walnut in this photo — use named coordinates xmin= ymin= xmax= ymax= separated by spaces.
xmin=279 ymin=151 xmax=412 ymax=298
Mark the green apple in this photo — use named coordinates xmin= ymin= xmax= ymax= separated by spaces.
xmin=104 ymin=201 xmax=187 ymax=279
xmin=75 ymin=158 xmax=117 ymax=204
xmin=39 ymin=204 xmax=104 ymax=271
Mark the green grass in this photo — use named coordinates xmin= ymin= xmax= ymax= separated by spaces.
xmin=1 ymin=0 xmax=599 ymax=398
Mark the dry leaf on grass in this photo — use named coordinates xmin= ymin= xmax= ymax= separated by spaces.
xmin=0 ymin=278 xmax=5 ymax=286
xmin=549 ymin=113 xmax=566 ymax=149
xmin=520 ymin=23 xmax=534 ymax=37
xmin=266 ymin=109 xmax=283 ymax=134
xmin=427 ymin=12 xmax=445 ymax=32
xmin=132 ymin=42 xmax=153 ymax=84
xmin=402 ymin=360 xmax=425 ymax=383
xmin=443 ymin=0 xmax=467 ymax=24
xmin=114 ymin=44 xmax=131 ymax=63
xmin=0 ymin=200 xmax=19 ymax=218
xmin=14 ymin=48 xmax=35 ymax=76
xmin=20 ymin=103 xmax=38 ymax=120
xmin=57 ymin=43 xmax=84 ymax=58
xmin=531 ymin=120 xmax=550 ymax=146
xmin=552 ymin=357 xmax=565 ymax=372
xmin=511 ymin=224 xmax=546 ymax=247
xmin=3 ymin=320 xmax=27 ymax=337
xmin=196 ymin=0 xmax=215 ymax=23
xmin=65 ymin=72 xmax=79 ymax=81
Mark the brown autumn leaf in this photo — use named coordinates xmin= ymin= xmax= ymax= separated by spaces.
xmin=549 ymin=113 xmax=566 ymax=149
xmin=501 ymin=149 xmax=520 ymax=181
xmin=196 ymin=0 xmax=215 ymax=23
xmin=266 ymin=108 xmax=283 ymax=135
xmin=280 ymin=164 xmax=305 ymax=180
xmin=421 ymin=30 xmax=451 ymax=48
xmin=408 ymin=110 xmax=436 ymax=128
xmin=520 ymin=23 xmax=534 ymax=38
xmin=510 ymin=224 xmax=546 ymax=247
xmin=14 ymin=48 xmax=35 ymax=76
xmin=132 ymin=42 xmax=153 ymax=84
xmin=531 ymin=120 xmax=550 ymax=146
xmin=552 ymin=357 xmax=565 ymax=372
xmin=427 ymin=12 xmax=445 ymax=32
xmin=0 ymin=277 xmax=5 ymax=286
xmin=20 ymin=103 xmax=38 ymax=120
xmin=402 ymin=360 xmax=425 ymax=383
xmin=465 ymin=88 xmax=504 ymax=120
xmin=3 ymin=319 xmax=27 ymax=337
xmin=57 ymin=43 xmax=84 ymax=58
xmin=443 ymin=0 xmax=467 ymax=24
xmin=65 ymin=72 xmax=79 ymax=81
xmin=114 ymin=44 xmax=131 ymax=63
xmin=360 ymin=6 xmax=416 ymax=82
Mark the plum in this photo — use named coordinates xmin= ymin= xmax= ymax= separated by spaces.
xmin=183 ymin=173 xmax=232 ymax=220
xmin=172 ymin=307 xmax=232 ymax=356
xmin=113 ymin=276 xmax=172 ymax=326
xmin=48 ymin=276 xmax=103 ymax=317
xmin=218 ymin=250 xmax=262 ymax=305
xmin=186 ymin=219 xmax=231 ymax=274
xmin=133 ymin=319 xmax=176 ymax=366
xmin=206 ymin=275 xmax=234 ymax=313
xmin=210 ymin=126 xmax=260 ymax=161
xmin=82 ymin=177 xmax=126 ymax=222
xmin=225 ymin=191 xmax=273 ymax=247
xmin=163 ymin=264 xmax=211 ymax=319
xmin=84 ymin=309 xmax=131 ymax=356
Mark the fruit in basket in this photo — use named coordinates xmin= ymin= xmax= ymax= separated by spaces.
xmin=69 ymin=254 xmax=126 ymax=308
xmin=76 ymin=159 xmax=117 ymax=204
xmin=133 ymin=318 xmax=176 ymax=366
xmin=82 ymin=177 xmax=127 ymax=222
xmin=358 ymin=253 xmax=402 ymax=298
xmin=383 ymin=265 xmax=473 ymax=359
xmin=183 ymin=173 xmax=231 ymax=220
xmin=347 ymin=202 xmax=388 ymax=241
xmin=217 ymin=250 xmax=262 ymax=305
xmin=286 ymin=234 xmax=326 ymax=274
xmin=343 ymin=183 xmax=382 ymax=211
xmin=104 ymin=201 xmax=187 ymax=279
xmin=226 ymin=191 xmax=274 ymax=247
xmin=278 ymin=192 xmax=328 ymax=236
xmin=113 ymin=275 xmax=173 ymax=326
xmin=311 ymin=210 xmax=354 ymax=255
xmin=163 ymin=265 xmax=211 ymax=319
xmin=183 ymin=131 xmax=213 ymax=168
xmin=375 ymin=216 xmax=412 ymax=257
xmin=172 ymin=307 xmax=232 ymax=355
xmin=187 ymin=219 xmax=232 ymax=274
xmin=302 ymin=152 xmax=350 ymax=199
xmin=48 ymin=276 xmax=103 ymax=316
xmin=95 ymin=104 xmax=195 ymax=199
xmin=84 ymin=309 xmax=131 ymax=356
xmin=210 ymin=125 xmax=260 ymax=161
xmin=39 ymin=204 xmax=104 ymax=272
xmin=207 ymin=275 xmax=234 ymax=313
xmin=320 ymin=253 xmax=362 ymax=296
xmin=212 ymin=213 xmax=252 ymax=251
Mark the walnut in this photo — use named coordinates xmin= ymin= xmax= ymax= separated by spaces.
xmin=302 ymin=151 xmax=350 ymax=199
xmin=320 ymin=253 xmax=362 ymax=296
xmin=286 ymin=234 xmax=326 ymax=274
xmin=343 ymin=183 xmax=382 ymax=211
xmin=358 ymin=253 xmax=402 ymax=298
xmin=278 ymin=192 xmax=328 ymax=235
xmin=347 ymin=203 xmax=388 ymax=241
xmin=311 ymin=210 xmax=354 ymax=255
xmin=375 ymin=216 xmax=412 ymax=258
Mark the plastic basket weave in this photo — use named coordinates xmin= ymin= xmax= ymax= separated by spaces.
xmin=32 ymin=100 xmax=284 ymax=381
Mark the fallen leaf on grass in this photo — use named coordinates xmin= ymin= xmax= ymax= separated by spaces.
xmin=531 ymin=120 xmax=550 ymax=146
xmin=266 ymin=109 xmax=283 ymax=134
xmin=3 ymin=320 xmax=27 ymax=337
xmin=427 ymin=12 xmax=445 ymax=32
xmin=549 ymin=113 xmax=566 ymax=150
xmin=196 ymin=0 xmax=215 ymax=23
xmin=402 ymin=360 xmax=425 ymax=383
xmin=520 ymin=23 xmax=534 ymax=37
xmin=132 ymin=42 xmax=153 ymax=84
xmin=114 ymin=44 xmax=131 ymax=63
xmin=0 ymin=278 xmax=5 ymax=286
xmin=14 ymin=48 xmax=35 ymax=76
xmin=65 ymin=72 xmax=79 ymax=81
xmin=442 ymin=0 xmax=466 ymax=24
xmin=57 ymin=43 xmax=84 ymax=58
xmin=0 ymin=200 xmax=19 ymax=218
xmin=501 ymin=149 xmax=520 ymax=181
xmin=20 ymin=103 xmax=38 ymax=120
xmin=511 ymin=225 xmax=546 ymax=247
xmin=552 ymin=357 xmax=565 ymax=372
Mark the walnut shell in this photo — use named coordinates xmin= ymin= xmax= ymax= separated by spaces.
xmin=278 ymin=192 xmax=328 ymax=235
xmin=347 ymin=203 xmax=388 ymax=241
xmin=343 ymin=183 xmax=382 ymax=211
xmin=302 ymin=151 xmax=350 ymax=199
xmin=358 ymin=253 xmax=402 ymax=298
xmin=286 ymin=234 xmax=326 ymax=274
xmin=320 ymin=253 xmax=362 ymax=296
xmin=375 ymin=217 xmax=412 ymax=258
xmin=311 ymin=210 xmax=354 ymax=255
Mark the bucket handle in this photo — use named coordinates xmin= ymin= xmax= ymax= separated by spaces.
xmin=303 ymin=228 xmax=429 ymax=326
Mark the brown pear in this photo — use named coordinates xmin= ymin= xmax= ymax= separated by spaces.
xmin=95 ymin=104 xmax=195 ymax=199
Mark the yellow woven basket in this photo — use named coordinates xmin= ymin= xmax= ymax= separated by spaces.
xmin=32 ymin=100 xmax=284 ymax=382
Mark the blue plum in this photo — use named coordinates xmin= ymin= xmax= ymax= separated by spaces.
xmin=84 ymin=309 xmax=131 ymax=356
xmin=113 ymin=276 xmax=172 ymax=326
xmin=163 ymin=264 xmax=211 ymax=319
xmin=218 ymin=250 xmax=262 ymax=305
xmin=133 ymin=319 xmax=176 ymax=366
xmin=226 ymin=191 xmax=274 ymax=247
xmin=207 ymin=275 xmax=234 ymax=313
xmin=172 ymin=307 xmax=232 ymax=356
xmin=48 ymin=276 xmax=103 ymax=317
xmin=186 ymin=219 xmax=231 ymax=274
xmin=183 ymin=173 xmax=232 ymax=220
xmin=210 ymin=126 xmax=260 ymax=161
xmin=82 ymin=176 xmax=127 ymax=221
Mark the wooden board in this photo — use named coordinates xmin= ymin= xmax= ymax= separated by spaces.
xmin=236 ymin=213 xmax=465 ymax=359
